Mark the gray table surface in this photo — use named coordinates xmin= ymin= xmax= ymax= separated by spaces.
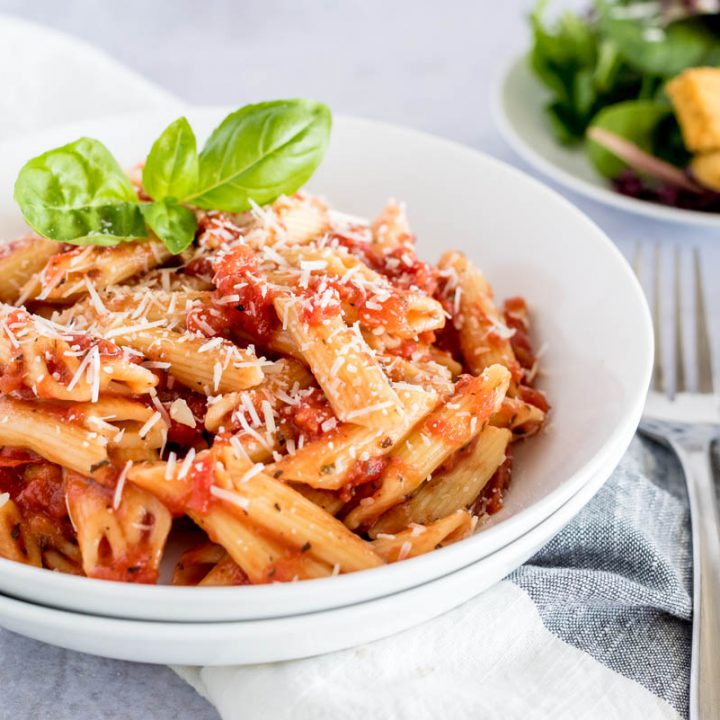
xmin=0 ymin=1 xmax=714 ymax=719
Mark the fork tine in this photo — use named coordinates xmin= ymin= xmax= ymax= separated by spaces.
xmin=696 ymin=246 xmax=718 ymax=394
xmin=678 ymin=244 xmax=698 ymax=393
xmin=636 ymin=241 xmax=661 ymax=392
xmin=658 ymin=242 xmax=678 ymax=399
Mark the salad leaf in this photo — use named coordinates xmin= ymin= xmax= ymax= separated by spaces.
xmin=186 ymin=99 xmax=331 ymax=212
xmin=599 ymin=3 xmax=720 ymax=77
xmin=529 ymin=0 xmax=644 ymax=144
xmin=141 ymin=199 xmax=197 ymax=254
xmin=587 ymin=99 xmax=671 ymax=177
xmin=142 ymin=117 xmax=198 ymax=201
xmin=658 ymin=0 xmax=720 ymax=24
xmin=14 ymin=137 xmax=147 ymax=246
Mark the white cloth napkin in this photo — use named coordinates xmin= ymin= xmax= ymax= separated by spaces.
xmin=1 ymin=16 xmax=685 ymax=720
xmin=0 ymin=15 xmax=182 ymax=140
xmin=174 ymin=580 xmax=676 ymax=720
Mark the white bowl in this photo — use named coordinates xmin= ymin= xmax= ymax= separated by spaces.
xmin=0 ymin=460 xmax=615 ymax=665
xmin=495 ymin=55 xmax=720 ymax=228
xmin=0 ymin=108 xmax=653 ymax=622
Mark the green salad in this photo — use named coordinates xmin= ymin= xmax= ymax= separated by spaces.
xmin=529 ymin=0 xmax=720 ymax=211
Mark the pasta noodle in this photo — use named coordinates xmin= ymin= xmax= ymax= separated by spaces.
xmin=0 ymin=191 xmax=548 ymax=586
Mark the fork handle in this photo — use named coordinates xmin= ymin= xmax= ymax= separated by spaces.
xmin=673 ymin=441 xmax=720 ymax=720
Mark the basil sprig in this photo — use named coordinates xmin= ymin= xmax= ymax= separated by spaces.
xmin=14 ymin=138 xmax=148 ymax=246
xmin=142 ymin=116 xmax=199 ymax=203
xmin=14 ymin=99 xmax=331 ymax=254
xmin=187 ymin=100 xmax=331 ymax=212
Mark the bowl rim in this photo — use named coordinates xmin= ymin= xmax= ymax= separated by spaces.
xmin=0 ymin=107 xmax=654 ymax=617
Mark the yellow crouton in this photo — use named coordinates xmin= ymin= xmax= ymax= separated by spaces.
xmin=691 ymin=151 xmax=720 ymax=192
xmin=667 ymin=68 xmax=720 ymax=153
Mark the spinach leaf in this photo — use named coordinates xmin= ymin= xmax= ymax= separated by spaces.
xmin=186 ymin=99 xmax=331 ymax=212
xmin=142 ymin=117 xmax=198 ymax=202
xmin=141 ymin=199 xmax=197 ymax=254
xmin=600 ymin=6 xmax=720 ymax=77
xmin=587 ymin=99 xmax=671 ymax=177
xmin=14 ymin=137 xmax=146 ymax=246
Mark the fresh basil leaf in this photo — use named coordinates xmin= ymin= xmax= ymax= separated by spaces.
xmin=141 ymin=199 xmax=197 ymax=254
xmin=142 ymin=117 xmax=198 ymax=201
xmin=587 ymin=100 xmax=671 ymax=178
xmin=14 ymin=137 xmax=146 ymax=245
xmin=186 ymin=99 xmax=331 ymax=212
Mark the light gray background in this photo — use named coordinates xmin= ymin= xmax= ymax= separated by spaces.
xmin=0 ymin=1 xmax=712 ymax=719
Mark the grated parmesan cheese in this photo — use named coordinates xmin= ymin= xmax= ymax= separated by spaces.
xmin=138 ymin=411 xmax=162 ymax=439
xmin=166 ymin=451 xmax=177 ymax=480
xmin=112 ymin=460 xmax=133 ymax=510
xmin=211 ymin=485 xmax=250 ymax=511
xmin=177 ymin=448 xmax=197 ymax=480
xmin=238 ymin=463 xmax=265 ymax=484
xmin=169 ymin=399 xmax=196 ymax=428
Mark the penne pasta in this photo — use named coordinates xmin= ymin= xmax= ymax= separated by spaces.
xmin=370 ymin=426 xmax=512 ymax=536
xmin=104 ymin=325 xmax=265 ymax=395
xmin=371 ymin=509 xmax=473 ymax=562
xmin=19 ymin=239 xmax=172 ymax=304
xmin=438 ymin=251 xmax=522 ymax=383
xmin=0 ymin=397 xmax=107 ymax=475
xmin=220 ymin=448 xmax=384 ymax=573
xmin=491 ymin=395 xmax=546 ymax=438
xmin=65 ymin=473 xmax=172 ymax=583
xmin=269 ymin=385 xmax=438 ymax=490
xmin=0 ymin=190 xmax=548 ymax=587
xmin=0 ymin=497 xmax=42 ymax=566
xmin=274 ymin=296 xmax=402 ymax=428
xmin=0 ymin=235 xmax=58 ymax=303
xmin=344 ymin=364 xmax=511 ymax=529
xmin=0 ymin=305 xmax=158 ymax=401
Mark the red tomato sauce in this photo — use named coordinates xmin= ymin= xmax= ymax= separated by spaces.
xmin=295 ymin=275 xmax=344 ymax=326
xmin=504 ymin=297 xmax=536 ymax=373
xmin=424 ymin=374 xmax=495 ymax=443
xmin=260 ymin=550 xmax=311 ymax=583
xmin=518 ymin=385 xmax=550 ymax=414
xmin=15 ymin=464 xmax=66 ymax=520
xmin=278 ymin=388 xmax=335 ymax=442
xmin=187 ymin=453 xmax=215 ymax=514
xmin=339 ymin=456 xmax=390 ymax=503
xmin=212 ymin=244 xmax=278 ymax=342
xmin=329 ymin=231 xmax=438 ymax=295
xmin=157 ymin=387 xmax=208 ymax=450
xmin=473 ymin=446 xmax=513 ymax=516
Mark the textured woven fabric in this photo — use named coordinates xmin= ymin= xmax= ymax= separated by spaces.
xmin=511 ymin=437 xmax=692 ymax=717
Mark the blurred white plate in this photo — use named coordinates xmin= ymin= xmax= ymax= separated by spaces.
xmin=495 ymin=55 xmax=720 ymax=228
xmin=0 ymin=460 xmax=614 ymax=665
xmin=0 ymin=107 xmax=652 ymax=622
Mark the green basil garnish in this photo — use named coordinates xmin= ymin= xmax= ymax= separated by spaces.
xmin=141 ymin=199 xmax=197 ymax=255
xmin=142 ymin=117 xmax=199 ymax=202
xmin=14 ymin=137 xmax=147 ymax=246
xmin=13 ymin=99 xmax=331 ymax=254
xmin=187 ymin=99 xmax=331 ymax=212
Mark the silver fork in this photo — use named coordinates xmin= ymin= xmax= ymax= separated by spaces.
xmin=634 ymin=242 xmax=720 ymax=720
